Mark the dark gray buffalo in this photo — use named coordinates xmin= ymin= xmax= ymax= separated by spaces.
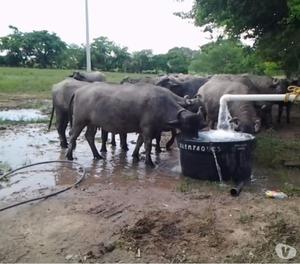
xmin=155 ymin=75 xmax=209 ymax=98
xmin=66 ymin=83 xmax=207 ymax=167
xmin=48 ymin=78 xmax=90 ymax=148
xmin=198 ymin=76 xmax=261 ymax=134
xmin=69 ymin=71 xmax=106 ymax=82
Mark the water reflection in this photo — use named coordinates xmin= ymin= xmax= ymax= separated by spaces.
xmin=1 ymin=124 xmax=298 ymax=201
xmin=0 ymin=109 xmax=47 ymax=121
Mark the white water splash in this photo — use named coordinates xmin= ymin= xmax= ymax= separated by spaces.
xmin=198 ymin=130 xmax=254 ymax=142
xmin=217 ymin=100 xmax=232 ymax=130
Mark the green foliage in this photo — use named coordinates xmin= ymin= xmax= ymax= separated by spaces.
xmin=189 ymin=39 xmax=264 ymax=74
xmin=263 ymin=62 xmax=283 ymax=76
xmin=165 ymin=47 xmax=195 ymax=73
xmin=254 ymin=132 xmax=300 ymax=168
xmin=0 ymin=26 xmax=67 ymax=68
xmin=128 ymin=49 xmax=154 ymax=73
xmin=186 ymin=0 xmax=300 ymax=76
xmin=60 ymin=44 xmax=85 ymax=69
xmin=91 ymin=36 xmax=130 ymax=72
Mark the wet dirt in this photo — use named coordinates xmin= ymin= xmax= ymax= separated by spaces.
xmin=0 ymin=122 xmax=299 ymax=262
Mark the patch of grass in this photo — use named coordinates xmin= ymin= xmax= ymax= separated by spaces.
xmin=0 ymin=67 xmax=154 ymax=99
xmin=254 ymin=131 xmax=300 ymax=168
xmin=229 ymin=216 xmax=299 ymax=262
xmin=239 ymin=213 xmax=254 ymax=224
xmin=176 ymin=177 xmax=224 ymax=193
xmin=282 ymin=182 xmax=300 ymax=197
xmin=0 ymin=162 xmax=12 ymax=181
xmin=0 ymin=118 xmax=48 ymax=125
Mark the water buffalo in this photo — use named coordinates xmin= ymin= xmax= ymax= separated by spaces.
xmin=69 ymin=71 xmax=106 ymax=82
xmin=155 ymin=75 xmax=209 ymax=98
xmin=209 ymin=74 xmax=283 ymax=128
xmin=66 ymin=82 xmax=207 ymax=167
xmin=276 ymin=78 xmax=300 ymax=123
xmin=49 ymin=77 xmax=116 ymax=150
xmin=120 ymin=75 xmax=208 ymax=150
xmin=198 ymin=76 xmax=261 ymax=134
xmin=49 ymin=78 xmax=90 ymax=148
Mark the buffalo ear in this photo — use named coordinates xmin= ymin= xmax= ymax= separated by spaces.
xmin=167 ymin=119 xmax=180 ymax=128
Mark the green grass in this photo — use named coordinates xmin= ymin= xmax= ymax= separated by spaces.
xmin=0 ymin=118 xmax=48 ymax=125
xmin=254 ymin=131 xmax=300 ymax=168
xmin=0 ymin=67 xmax=154 ymax=99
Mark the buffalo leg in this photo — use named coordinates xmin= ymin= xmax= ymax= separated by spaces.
xmin=120 ymin=133 xmax=129 ymax=151
xmin=277 ymin=103 xmax=283 ymax=123
xmin=85 ymin=125 xmax=103 ymax=160
xmin=166 ymin=129 xmax=176 ymax=151
xmin=155 ymin=133 xmax=162 ymax=153
xmin=56 ymin=110 xmax=68 ymax=148
xmin=66 ymin=124 xmax=86 ymax=160
xmin=143 ymin=135 xmax=155 ymax=168
xmin=132 ymin=134 xmax=143 ymax=160
xmin=100 ymin=129 xmax=108 ymax=152
xmin=111 ymin=133 xmax=116 ymax=147
xmin=286 ymin=103 xmax=291 ymax=124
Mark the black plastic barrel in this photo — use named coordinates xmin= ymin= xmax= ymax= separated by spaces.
xmin=177 ymin=130 xmax=255 ymax=183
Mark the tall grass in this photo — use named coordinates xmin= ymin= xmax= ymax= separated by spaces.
xmin=0 ymin=67 xmax=153 ymax=98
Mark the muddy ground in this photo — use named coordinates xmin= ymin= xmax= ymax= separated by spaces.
xmin=0 ymin=102 xmax=299 ymax=262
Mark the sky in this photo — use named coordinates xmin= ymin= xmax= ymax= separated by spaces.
xmin=0 ymin=0 xmax=215 ymax=54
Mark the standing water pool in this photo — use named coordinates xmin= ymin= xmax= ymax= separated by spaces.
xmin=177 ymin=130 xmax=255 ymax=183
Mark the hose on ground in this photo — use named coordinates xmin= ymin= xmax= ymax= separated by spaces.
xmin=0 ymin=160 xmax=86 ymax=212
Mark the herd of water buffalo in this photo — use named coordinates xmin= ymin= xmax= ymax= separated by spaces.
xmin=48 ymin=71 xmax=299 ymax=167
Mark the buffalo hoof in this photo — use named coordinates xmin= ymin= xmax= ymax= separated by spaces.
xmin=60 ymin=142 xmax=68 ymax=149
xmin=155 ymin=146 xmax=162 ymax=153
xmin=132 ymin=153 xmax=140 ymax=161
xmin=100 ymin=147 xmax=107 ymax=153
xmin=145 ymin=160 xmax=155 ymax=168
xmin=122 ymin=145 xmax=129 ymax=151
xmin=93 ymin=154 xmax=103 ymax=160
xmin=66 ymin=153 xmax=73 ymax=161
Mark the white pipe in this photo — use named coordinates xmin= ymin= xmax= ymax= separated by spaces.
xmin=85 ymin=0 xmax=91 ymax=72
xmin=218 ymin=94 xmax=300 ymax=130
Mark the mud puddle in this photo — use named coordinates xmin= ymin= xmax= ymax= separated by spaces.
xmin=0 ymin=109 xmax=48 ymax=121
xmin=0 ymin=124 xmax=299 ymax=205
xmin=0 ymin=124 xmax=182 ymax=204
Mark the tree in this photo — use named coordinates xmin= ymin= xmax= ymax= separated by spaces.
xmin=61 ymin=44 xmax=85 ymax=69
xmin=0 ymin=26 xmax=25 ymax=66
xmin=189 ymin=39 xmax=265 ymax=74
xmin=181 ymin=0 xmax=300 ymax=76
xmin=129 ymin=49 xmax=154 ymax=73
xmin=152 ymin=54 xmax=168 ymax=73
xmin=0 ymin=26 xmax=67 ymax=68
xmin=165 ymin=47 xmax=195 ymax=73
xmin=23 ymin=30 xmax=67 ymax=68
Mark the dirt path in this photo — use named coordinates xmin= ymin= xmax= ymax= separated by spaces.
xmin=0 ymin=180 xmax=299 ymax=263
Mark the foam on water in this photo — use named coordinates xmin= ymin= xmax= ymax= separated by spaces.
xmin=198 ymin=129 xmax=254 ymax=142
xmin=0 ymin=109 xmax=47 ymax=121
